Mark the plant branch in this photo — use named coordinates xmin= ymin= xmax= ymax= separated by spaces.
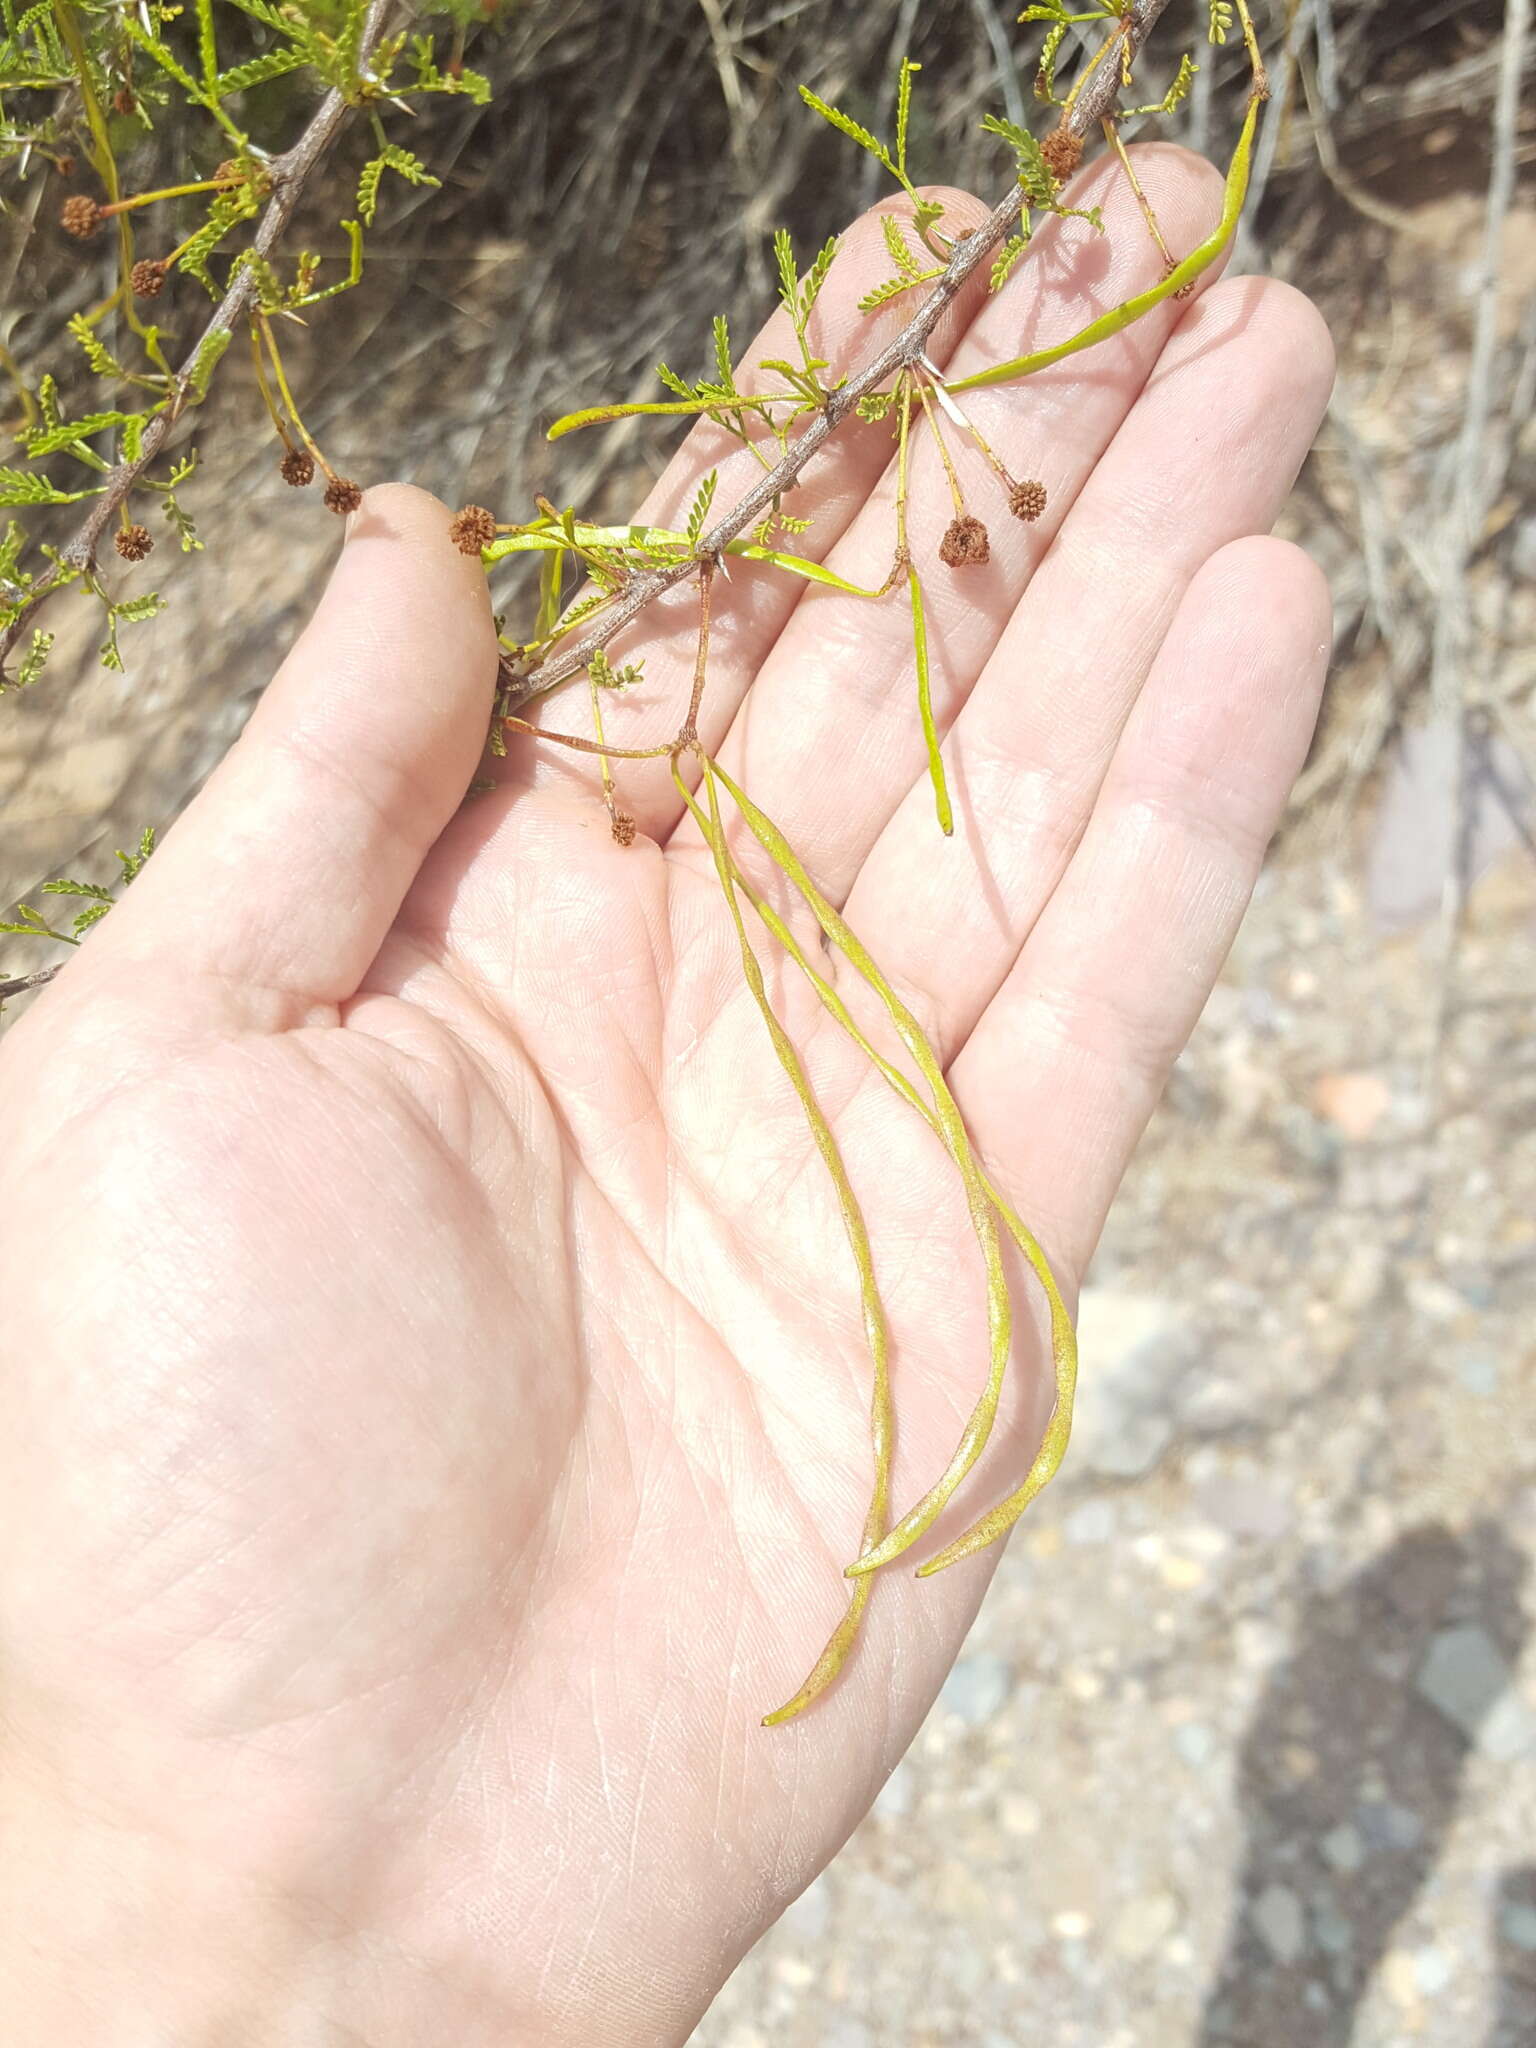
xmin=0 ymin=964 xmax=61 ymax=1004
xmin=0 ymin=0 xmax=395 ymax=675
xmin=510 ymin=0 xmax=1179 ymax=706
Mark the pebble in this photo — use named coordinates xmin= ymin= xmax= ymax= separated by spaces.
xmin=1000 ymin=1793 xmax=1041 ymax=1838
xmin=1321 ymin=1822 xmax=1365 ymax=1873
xmin=1383 ymin=1948 xmax=1421 ymax=2009
xmin=1313 ymin=1902 xmax=1353 ymax=1955
xmin=1051 ymin=1910 xmax=1093 ymax=1940
xmin=1174 ymin=1722 xmax=1217 ymax=1768
xmin=1415 ymin=1624 xmax=1511 ymax=1737
xmin=1251 ymin=1883 xmax=1306 ymax=1964
xmin=1413 ymin=1945 xmax=1452 ymax=1995
xmin=1479 ymin=1691 xmax=1536 ymax=1762
xmin=1452 ymin=1349 xmax=1499 ymax=1396
xmin=1159 ymin=1553 xmax=1206 ymax=1590
xmin=939 ymin=1653 xmax=1013 ymax=1727
xmin=1357 ymin=1799 xmax=1424 ymax=1852
xmin=1312 ymin=1069 xmax=1392 ymax=1139
xmin=1109 ymin=1889 xmax=1179 ymax=1960
xmin=1500 ymin=1901 xmax=1536 ymax=1953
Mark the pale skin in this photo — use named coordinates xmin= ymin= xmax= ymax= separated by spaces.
xmin=0 ymin=146 xmax=1332 ymax=2044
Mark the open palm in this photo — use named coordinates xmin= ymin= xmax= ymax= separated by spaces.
xmin=0 ymin=147 xmax=1331 ymax=2046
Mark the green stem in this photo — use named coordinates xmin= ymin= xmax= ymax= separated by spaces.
xmin=894 ymin=383 xmax=953 ymax=835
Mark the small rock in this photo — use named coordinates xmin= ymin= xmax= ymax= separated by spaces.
xmin=1357 ymin=1800 xmax=1424 ymax=1853
xmin=1312 ymin=1902 xmax=1354 ymax=1955
xmin=1000 ymin=1792 xmax=1041 ymax=1838
xmin=774 ymin=1955 xmax=815 ymax=1989
xmin=1110 ymin=1890 xmax=1179 ymax=1960
xmin=1321 ymin=1823 xmax=1365 ymax=1873
xmin=1479 ymin=1692 xmax=1536 ymax=1762
xmin=1452 ymin=1349 xmax=1500 ymax=1396
xmin=1416 ymin=1624 xmax=1511 ymax=1737
xmin=1174 ymin=1723 xmax=1217 ymax=1768
xmin=940 ymin=1653 xmax=1012 ymax=1727
xmin=1312 ymin=1070 xmax=1392 ymax=1140
xmin=1382 ymin=1948 xmax=1420 ymax=2008
xmin=1413 ymin=1946 xmax=1452 ymax=1995
xmin=1500 ymin=1902 xmax=1536 ymax=1953
xmin=1251 ymin=1883 xmax=1306 ymax=1965
xmin=1160 ymin=1553 xmax=1206 ymax=1590
xmin=1052 ymin=1910 xmax=1093 ymax=1940
xmin=1336 ymin=1241 xmax=1388 ymax=1311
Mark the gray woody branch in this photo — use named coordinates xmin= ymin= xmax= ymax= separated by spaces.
xmin=509 ymin=0 xmax=1178 ymax=706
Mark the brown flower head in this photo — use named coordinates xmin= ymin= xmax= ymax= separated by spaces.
xmin=610 ymin=810 xmax=637 ymax=849
xmin=448 ymin=504 xmax=497 ymax=556
xmin=279 ymin=449 xmax=315 ymax=488
xmin=939 ymin=514 xmax=990 ymax=568
xmin=214 ymin=159 xmax=242 ymax=185
xmin=61 ymin=193 xmax=103 ymax=240
xmin=1040 ymin=126 xmax=1084 ymax=183
xmin=112 ymin=85 xmax=137 ymax=115
xmin=114 ymin=523 xmax=153 ymax=562
xmin=1008 ymin=477 xmax=1048 ymax=523
xmin=130 ymin=257 xmax=167 ymax=299
xmin=324 ymin=477 xmax=363 ymax=516
xmin=56 ymin=153 xmax=76 ymax=179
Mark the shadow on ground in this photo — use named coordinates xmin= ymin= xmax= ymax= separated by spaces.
xmin=1199 ymin=1522 xmax=1527 ymax=2045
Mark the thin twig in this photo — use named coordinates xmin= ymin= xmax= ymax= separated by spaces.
xmin=0 ymin=963 xmax=61 ymax=1004
xmin=510 ymin=0 xmax=1179 ymax=706
xmin=0 ymin=0 xmax=395 ymax=674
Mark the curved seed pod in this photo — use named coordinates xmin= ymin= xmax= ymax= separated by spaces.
xmin=676 ymin=757 xmax=896 ymax=1726
xmin=714 ymin=812 xmax=1079 ymax=1592
xmin=946 ymin=93 xmax=1262 ymax=395
xmin=709 ymin=761 xmax=1018 ymax=1578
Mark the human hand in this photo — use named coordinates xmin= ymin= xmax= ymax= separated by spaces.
xmin=0 ymin=146 xmax=1331 ymax=2046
